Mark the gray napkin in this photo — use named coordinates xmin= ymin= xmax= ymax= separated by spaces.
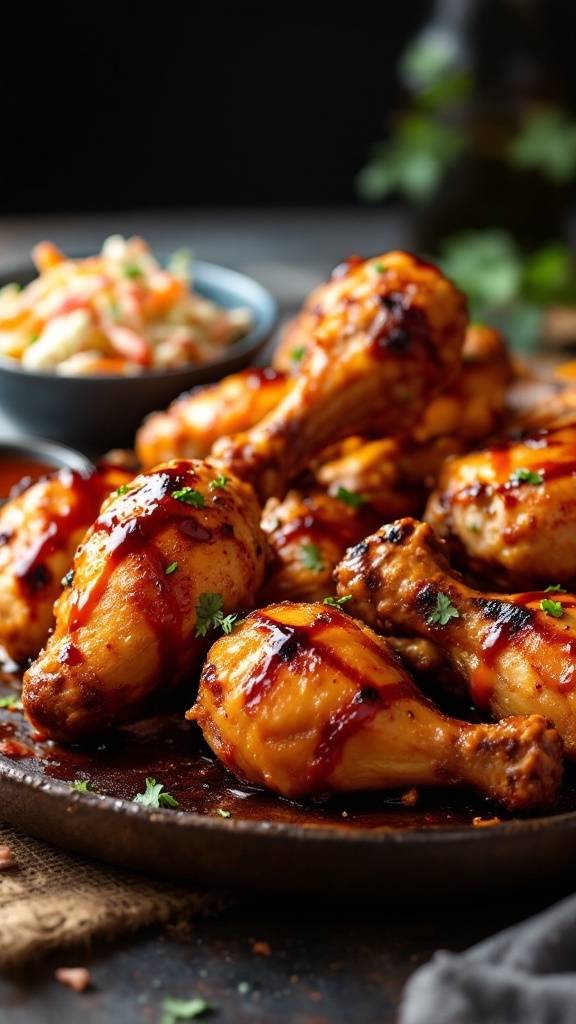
xmin=399 ymin=893 xmax=576 ymax=1024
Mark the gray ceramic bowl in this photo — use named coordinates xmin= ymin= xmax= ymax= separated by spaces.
xmin=0 ymin=436 xmax=94 ymax=501
xmin=0 ymin=259 xmax=278 ymax=454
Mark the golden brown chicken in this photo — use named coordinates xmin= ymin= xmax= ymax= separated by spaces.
xmin=21 ymin=249 xmax=467 ymax=743
xmin=0 ymin=463 xmax=133 ymax=665
xmin=187 ymin=601 xmax=563 ymax=809
xmin=314 ymin=434 xmax=465 ymax=521
xmin=309 ymin=323 xmax=513 ymax=520
xmin=335 ymin=517 xmax=576 ymax=756
xmin=22 ymin=460 xmax=267 ymax=741
xmin=424 ymin=414 xmax=576 ymax=590
xmin=277 ymin=319 xmax=514 ymax=446
xmin=212 ymin=250 xmax=468 ymax=502
xmin=257 ymin=488 xmax=382 ymax=605
xmin=135 ymin=367 xmax=290 ymax=470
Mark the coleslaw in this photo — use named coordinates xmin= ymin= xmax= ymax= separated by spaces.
xmin=0 ymin=235 xmax=253 ymax=375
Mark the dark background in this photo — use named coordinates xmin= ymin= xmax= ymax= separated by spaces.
xmin=2 ymin=0 xmax=576 ymax=216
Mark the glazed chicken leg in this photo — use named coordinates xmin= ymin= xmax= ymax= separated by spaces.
xmin=212 ymin=251 xmax=467 ymax=502
xmin=187 ymin=602 xmax=563 ymax=809
xmin=335 ymin=518 xmax=576 ymax=756
xmin=0 ymin=463 xmax=133 ymax=664
xmin=22 ymin=250 xmax=466 ymax=743
xmin=22 ymin=460 xmax=266 ymax=741
xmin=425 ymin=413 xmax=576 ymax=590
xmin=136 ymin=367 xmax=290 ymax=469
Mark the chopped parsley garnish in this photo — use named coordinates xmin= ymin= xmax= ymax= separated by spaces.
xmin=509 ymin=468 xmax=544 ymax=486
xmin=172 ymin=487 xmax=205 ymax=508
xmin=165 ymin=561 xmax=178 ymax=575
xmin=209 ymin=474 xmax=230 ymax=490
xmin=117 ymin=484 xmax=130 ymax=495
xmin=468 ymin=523 xmax=480 ymax=532
xmin=29 ymin=333 xmax=40 ymax=345
xmin=215 ymin=808 xmax=231 ymax=818
xmin=545 ymin=584 xmax=566 ymax=593
xmin=540 ymin=598 xmax=564 ymax=618
xmin=373 ymin=262 xmax=385 ymax=272
xmin=160 ymin=996 xmax=213 ymax=1024
xmin=427 ymin=592 xmax=460 ymax=626
xmin=220 ymin=613 xmax=238 ymax=634
xmin=290 ymin=345 xmax=307 ymax=364
xmin=323 ymin=594 xmax=353 ymax=610
xmin=0 ymin=695 xmax=23 ymax=710
xmin=195 ymin=591 xmax=237 ymax=637
xmin=300 ymin=543 xmax=324 ymax=572
xmin=122 ymin=263 xmax=143 ymax=279
xmin=61 ymin=569 xmax=75 ymax=587
xmin=71 ymin=779 xmax=97 ymax=793
xmin=134 ymin=778 xmax=180 ymax=809
xmin=335 ymin=486 xmax=366 ymax=509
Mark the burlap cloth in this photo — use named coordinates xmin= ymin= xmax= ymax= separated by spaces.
xmin=0 ymin=822 xmax=241 ymax=969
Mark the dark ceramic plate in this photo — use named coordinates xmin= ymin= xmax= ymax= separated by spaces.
xmin=1 ymin=676 xmax=576 ymax=901
xmin=0 ymin=258 xmax=278 ymax=453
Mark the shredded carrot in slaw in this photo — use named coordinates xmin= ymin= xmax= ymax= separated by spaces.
xmin=0 ymin=235 xmax=252 ymax=375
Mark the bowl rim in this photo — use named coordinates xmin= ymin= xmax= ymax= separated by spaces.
xmin=0 ymin=257 xmax=279 ymax=381
xmin=0 ymin=436 xmax=95 ymax=473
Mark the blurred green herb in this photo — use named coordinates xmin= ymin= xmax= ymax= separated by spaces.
xmin=160 ymin=996 xmax=213 ymax=1023
xmin=436 ymin=229 xmax=576 ymax=351
xmin=356 ymin=33 xmax=576 ymax=205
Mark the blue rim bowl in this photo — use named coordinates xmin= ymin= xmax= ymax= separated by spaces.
xmin=0 ymin=259 xmax=279 ymax=455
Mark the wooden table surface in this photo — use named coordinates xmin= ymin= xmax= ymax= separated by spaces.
xmin=0 ymin=206 xmax=572 ymax=1022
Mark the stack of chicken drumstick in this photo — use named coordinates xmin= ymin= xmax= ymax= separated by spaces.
xmin=4 ymin=249 xmax=576 ymax=814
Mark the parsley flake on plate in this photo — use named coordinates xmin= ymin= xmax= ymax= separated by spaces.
xmin=71 ymin=779 xmax=98 ymax=793
xmin=545 ymin=584 xmax=566 ymax=593
xmin=300 ymin=543 xmax=324 ymax=572
xmin=214 ymin=808 xmax=232 ymax=818
xmin=134 ymin=777 xmax=180 ymax=809
xmin=509 ymin=467 xmax=544 ymax=486
xmin=165 ymin=561 xmax=178 ymax=575
xmin=209 ymin=474 xmax=230 ymax=491
xmin=323 ymin=595 xmax=353 ymax=610
xmin=290 ymin=345 xmax=307 ymax=364
xmin=427 ymin=592 xmax=460 ymax=626
xmin=540 ymin=598 xmax=564 ymax=618
xmin=160 ymin=996 xmax=213 ymax=1024
xmin=195 ymin=592 xmax=238 ymax=638
xmin=335 ymin=486 xmax=366 ymax=509
xmin=0 ymin=695 xmax=23 ymax=710
xmin=172 ymin=487 xmax=205 ymax=508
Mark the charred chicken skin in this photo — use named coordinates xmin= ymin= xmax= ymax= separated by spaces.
xmin=425 ymin=414 xmax=576 ymax=589
xmin=187 ymin=601 xmax=563 ymax=809
xmin=22 ymin=460 xmax=266 ymax=741
xmin=0 ymin=463 xmax=132 ymax=665
xmin=212 ymin=251 xmax=468 ymax=502
xmin=335 ymin=517 xmax=576 ymax=756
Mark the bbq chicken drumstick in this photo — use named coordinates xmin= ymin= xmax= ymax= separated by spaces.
xmin=22 ymin=460 xmax=266 ymax=741
xmin=425 ymin=413 xmax=576 ymax=590
xmin=22 ymin=250 xmax=466 ymax=743
xmin=0 ymin=463 xmax=133 ymax=665
xmin=187 ymin=602 xmax=563 ymax=810
xmin=212 ymin=250 xmax=468 ymax=502
xmin=136 ymin=367 xmax=290 ymax=470
xmin=335 ymin=518 xmax=576 ymax=756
